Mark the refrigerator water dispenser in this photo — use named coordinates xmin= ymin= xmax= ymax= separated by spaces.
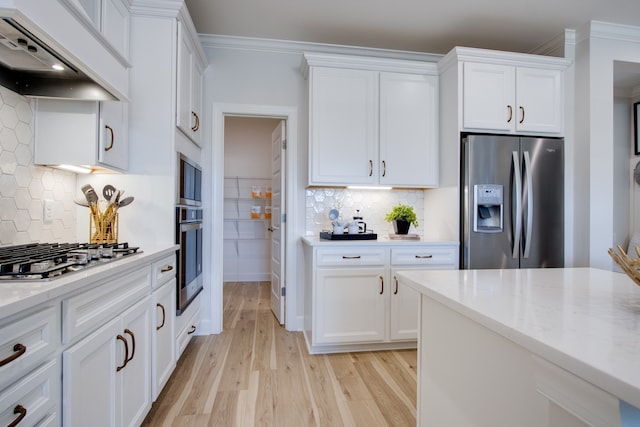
xmin=474 ymin=184 xmax=503 ymax=233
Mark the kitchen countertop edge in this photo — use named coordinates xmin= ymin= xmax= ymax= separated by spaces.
xmin=0 ymin=244 xmax=179 ymax=320
xmin=301 ymin=236 xmax=459 ymax=246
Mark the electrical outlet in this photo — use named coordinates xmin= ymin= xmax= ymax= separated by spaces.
xmin=43 ymin=199 xmax=53 ymax=224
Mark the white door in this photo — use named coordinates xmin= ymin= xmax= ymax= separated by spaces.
xmin=270 ymin=120 xmax=286 ymax=324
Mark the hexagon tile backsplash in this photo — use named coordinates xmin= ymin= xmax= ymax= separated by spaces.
xmin=0 ymin=87 xmax=76 ymax=245
xmin=306 ymin=187 xmax=425 ymax=237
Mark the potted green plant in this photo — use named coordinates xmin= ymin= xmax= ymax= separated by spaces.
xmin=385 ymin=203 xmax=418 ymax=234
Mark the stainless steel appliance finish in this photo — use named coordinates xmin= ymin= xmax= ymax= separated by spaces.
xmin=177 ymin=153 xmax=202 ymax=207
xmin=176 ymin=206 xmax=203 ymax=315
xmin=461 ymin=134 xmax=564 ymax=269
xmin=0 ymin=17 xmax=116 ymax=100
xmin=0 ymin=242 xmax=140 ymax=280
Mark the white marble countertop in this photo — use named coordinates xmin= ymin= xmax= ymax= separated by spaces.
xmin=397 ymin=267 xmax=640 ymax=408
xmin=301 ymin=236 xmax=459 ymax=246
xmin=0 ymin=245 xmax=178 ymax=320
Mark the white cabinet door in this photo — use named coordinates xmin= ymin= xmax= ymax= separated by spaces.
xmin=152 ymin=279 xmax=176 ymax=400
xmin=515 ymin=67 xmax=563 ymax=134
xmin=463 ymin=62 xmax=516 ymax=132
xmin=99 ymin=101 xmax=129 ymax=170
xmin=102 ymin=0 xmax=129 ymax=59
xmin=63 ymin=317 xmax=121 ymax=427
xmin=389 ymin=270 xmax=420 ymax=341
xmin=309 ymin=67 xmax=378 ymax=185
xmin=315 ymin=267 xmax=386 ymax=344
xmin=120 ymin=296 xmax=151 ymax=427
xmin=379 ymin=72 xmax=439 ymax=187
xmin=176 ymin=21 xmax=203 ymax=146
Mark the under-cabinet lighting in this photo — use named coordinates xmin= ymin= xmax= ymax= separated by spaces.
xmin=57 ymin=164 xmax=92 ymax=174
xmin=347 ymin=186 xmax=392 ymax=190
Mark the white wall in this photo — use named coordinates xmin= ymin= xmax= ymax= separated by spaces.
xmin=575 ymin=22 xmax=640 ymax=269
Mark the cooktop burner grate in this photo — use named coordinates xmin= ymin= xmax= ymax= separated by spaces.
xmin=0 ymin=242 xmax=140 ymax=280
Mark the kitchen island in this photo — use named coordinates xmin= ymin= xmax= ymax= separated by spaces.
xmin=396 ymin=268 xmax=640 ymax=427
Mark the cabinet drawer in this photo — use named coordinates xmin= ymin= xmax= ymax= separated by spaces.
xmin=0 ymin=359 xmax=58 ymax=427
xmin=152 ymin=254 xmax=176 ymax=289
xmin=63 ymin=267 xmax=150 ymax=344
xmin=0 ymin=306 xmax=58 ymax=390
xmin=176 ymin=295 xmax=200 ymax=360
xmin=391 ymin=246 xmax=457 ymax=267
xmin=316 ymin=248 xmax=387 ymax=267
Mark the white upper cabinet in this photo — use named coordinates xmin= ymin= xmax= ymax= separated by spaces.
xmin=69 ymin=0 xmax=130 ymax=60
xmin=303 ymin=53 xmax=439 ymax=188
xmin=455 ymin=48 xmax=569 ymax=135
xmin=176 ymin=20 xmax=205 ymax=147
xmin=379 ymin=72 xmax=439 ymax=187
xmin=34 ymin=99 xmax=129 ymax=172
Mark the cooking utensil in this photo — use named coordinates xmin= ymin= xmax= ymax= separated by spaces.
xmin=81 ymin=184 xmax=99 ymax=205
xmin=118 ymin=196 xmax=134 ymax=208
xmin=74 ymin=198 xmax=89 ymax=207
xmin=103 ymin=185 xmax=116 ymax=201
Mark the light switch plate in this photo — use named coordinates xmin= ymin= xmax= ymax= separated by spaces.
xmin=43 ymin=199 xmax=53 ymax=224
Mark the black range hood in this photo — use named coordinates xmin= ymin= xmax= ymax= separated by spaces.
xmin=0 ymin=17 xmax=116 ymax=100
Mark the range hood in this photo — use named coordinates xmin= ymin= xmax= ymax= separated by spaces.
xmin=0 ymin=17 xmax=116 ymax=100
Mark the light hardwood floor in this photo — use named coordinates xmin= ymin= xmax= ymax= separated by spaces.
xmin=142 ymin=281 xmax=417 ymax=426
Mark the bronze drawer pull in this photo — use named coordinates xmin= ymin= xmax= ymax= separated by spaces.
xmin=342 ymin=255 xmax=361 ymax=259
xmin=0 ymin=343 xmax=26 ymax=367
xmin=124 ymin=329 xmax=136 ymax=363
xmin=379 ymin=276 xmax=384 ymax=295
xmin=8 ymin=404 xmax=27 ymax=427
xmin=382 ymin=160 xmax=386 ymax=177
xmin=160 ymin=265 xmax=173 ymax=273
xmin=157 ymin=303 xmax=166 ymax=331
xmin=519 ymin=106 xmax=525 ymax=123
xmin=394 ymin=276 xmax=399 ymax=295
xmin=415 ymin=255 xmax=433 ymax=259
xmin=116 ymin=334 xmax=128 ymax=372
xmin=369 ymin=160 xmax=373 ymax=176
xmin=188 ymin=325 xmax=197 ymax=335
xmin=507 ymin=105 xmax=513 ymax=123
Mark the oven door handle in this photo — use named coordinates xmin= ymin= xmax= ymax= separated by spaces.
xmin=179 ymin=222 xmax=203 ymax=232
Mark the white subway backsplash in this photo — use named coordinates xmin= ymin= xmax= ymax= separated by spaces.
xmin=305 ymin=188 xmax=425 ymax=237
xmin=0 ymin=87 xmax=76 ymax=245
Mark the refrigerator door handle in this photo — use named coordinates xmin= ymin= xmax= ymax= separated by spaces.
xmin=512 ymin=151 xmax=522 ymax=259
xmin=523 ymin=151 xmax=534 ymax=258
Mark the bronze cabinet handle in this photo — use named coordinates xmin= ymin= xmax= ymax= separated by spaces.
xmin=342 ymin=255 xmax=361 ymax=259
xmin=507 ymin=105 xmax=513 ymax=123
xmin=104 ymin=125 xmax=114 ymax=151
xmin=382 ymin=160 xmax=386 ymax=177
xmin=191 ymin=111 xmax=200 ymax=131
xmin=188 ymin=325 xmax=196 ymax=335
xmin=156 ymin=303 xmax=166 ymax=331
xmin=394 ymin=276 xmax=399 ymax=295
xmin=415 ymin=255 xmax=433 ymax=259
xmin=0 ymin=343 xmax=26 ymax=367
xmin=124 ymin=329 xmax=135 ymax=363
xmin=379 ymin=276 xmax=384 ymax=295
xmin=369 ymin=160 xmax=373 ymax=176
xmin=160 ymin=265 xmax=173 ymax=273
xmin=8 ymin=404 xmax=27 ymax=427
xmin=116 ymin=334 xmax=128 ymax=372
xmin=519 ymin=106 xmax=525 ymax=123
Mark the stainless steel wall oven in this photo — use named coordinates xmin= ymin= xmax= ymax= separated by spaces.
xmin=176 ymin=154 xmax=203 ymax=315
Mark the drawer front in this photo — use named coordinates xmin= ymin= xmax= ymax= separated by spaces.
xmin=0 ymin=359 xmax=58 ymax=427
xmin=176 ymin=305 xmax=200 ymax=360
xmin=62 ymin=267 xmax=150 ymax=344
xmin=316 ymin=248 xmax=387 ymax=267
xmin=0 ymin=306 xmax=58 ymax=390
xmin=391 ymin=245 xmax=458 ymax=267
xmin=152 ymin=254 xmax=176 ymax=289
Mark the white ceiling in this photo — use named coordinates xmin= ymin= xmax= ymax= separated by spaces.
xmin=185 ymin=0 xmax=640 ymax=54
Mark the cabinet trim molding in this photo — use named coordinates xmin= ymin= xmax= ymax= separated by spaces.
xmin=302 ymin=52 xmax=438 ymax=78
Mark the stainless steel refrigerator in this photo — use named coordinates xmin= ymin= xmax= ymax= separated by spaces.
xmin=461 ymin=134 xmax=564 ymax=269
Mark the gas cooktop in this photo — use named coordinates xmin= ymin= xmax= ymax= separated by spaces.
xmin=0 ymin=242 xmax=141 ymax=281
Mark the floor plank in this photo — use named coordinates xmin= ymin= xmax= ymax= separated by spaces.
xmin=143 ymin=281 xmax=417 ymax=426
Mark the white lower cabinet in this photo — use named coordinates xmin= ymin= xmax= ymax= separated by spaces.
xmin=303 ymin=241 xmax=458 ymax=353
xmin=152 ymin=278 xmax=176 ymax=401
xmin=63 ymin=295 xmax=151 ymax=427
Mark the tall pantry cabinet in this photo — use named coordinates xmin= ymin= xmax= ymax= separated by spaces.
xmin=128 ymin=0 xmax=207 ymax=364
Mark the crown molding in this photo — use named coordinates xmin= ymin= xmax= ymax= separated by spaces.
xmin=576 ymin=20 xmax=640 ymax=45
xmin=198 ymin=34 xmax=442 ymax=63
